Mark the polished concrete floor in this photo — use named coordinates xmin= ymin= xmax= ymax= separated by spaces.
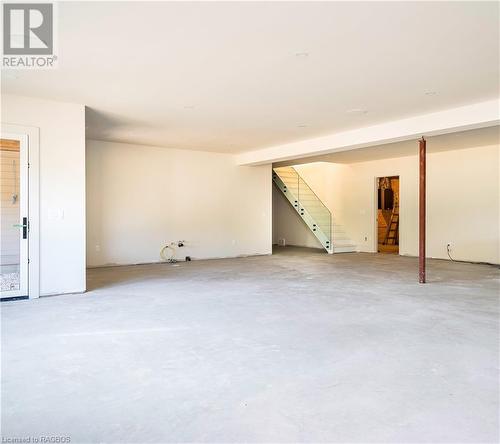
xmin=2 ymin=247 xmax=499 ymax=443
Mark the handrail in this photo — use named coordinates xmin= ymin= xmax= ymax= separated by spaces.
xmin=273 ymin=166 xmax=332 ymax=252
xmin=292 ymin=167 xmax=332 ymax=217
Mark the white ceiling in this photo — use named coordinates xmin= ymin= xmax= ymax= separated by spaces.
xmin=2 ymin=1 xmax=499 ymax=153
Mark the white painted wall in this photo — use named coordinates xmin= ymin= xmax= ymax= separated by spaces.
xmin=344 ymin=144 xmax=500 ymax=263
xmin=86 ymin=140 xmax=272 ymax=266
xmin=1 ymin=94 xmax=86 ymax=295
xmin=294 ymin=162 xmax=349 ymax=227
xmin=273 ymin=141 xmax=500 ymax=264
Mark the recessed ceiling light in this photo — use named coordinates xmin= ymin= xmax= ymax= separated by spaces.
xmin=183 ymin=105 xmax=196 ymax=109
xmin=346 ymin=108 xmax=368 ymax=115
xmin=297 ymin=124 xmax=308 ymax=128
xmin=295 ymin=52 xmax=309 ymax=58
xmin=424 ymin=91 xmax=437 ymax=96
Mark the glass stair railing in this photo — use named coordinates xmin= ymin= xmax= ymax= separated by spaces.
xmin=273 ymin=166 xmax=332 ymax=252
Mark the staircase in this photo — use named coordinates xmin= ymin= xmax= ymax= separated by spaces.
xmin=273 ymin=167 xmax=356 ymax=254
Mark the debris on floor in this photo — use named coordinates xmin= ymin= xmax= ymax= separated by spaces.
xmin=0 ymin=273 xmax=20 ymax=291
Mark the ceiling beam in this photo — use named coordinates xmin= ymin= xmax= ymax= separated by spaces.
xmin=236 ymin=99 xmax=499 ymax=166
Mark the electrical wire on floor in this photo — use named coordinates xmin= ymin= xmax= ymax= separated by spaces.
xmin=160 ymin=244 xmax=177 ymax=263
xmin=447 ymin=244 xmax=456 ymax=262
xmin=160 ymin=241 xmax=186 ymax=263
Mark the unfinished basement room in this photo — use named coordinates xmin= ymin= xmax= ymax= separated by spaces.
xmin=1 ymin=2 xmax=499 ymax=443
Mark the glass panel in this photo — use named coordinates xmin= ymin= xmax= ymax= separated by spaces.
xmin=297 ymin=171 xmax=331 ymax=245
xmin=0 ymin=139 xmax=21 ymax=292
xmin=274 ymin=166 xmax=332 ymax=251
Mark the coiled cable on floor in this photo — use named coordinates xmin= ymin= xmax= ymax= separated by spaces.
xmin=160 ymin=241 xmax=186 ymax=263
xmin=160 ymin=244 xmax=177 ymax=263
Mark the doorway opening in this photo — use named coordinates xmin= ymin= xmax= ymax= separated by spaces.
xmin=377 ymin=176 xmax=399 ymax=254
xmin=0 ymin=137 xmax=28 ymax=298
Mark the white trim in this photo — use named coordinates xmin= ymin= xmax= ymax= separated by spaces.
xmin=372 ymin=177 xmax=378 ymax=253
xmin=1 ymin=124 xmax=40 ymax=299
xmin=399 ymin=175 xmax=403 ymax=256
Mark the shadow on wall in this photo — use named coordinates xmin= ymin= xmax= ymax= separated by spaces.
xmin=85 ymin=107 xmax=158 ymax=143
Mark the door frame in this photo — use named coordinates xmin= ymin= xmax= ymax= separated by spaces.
xmin=1 ymin=124 xmax=40 ymax=299
xmin=373 ymin=175 xmax=402 ymax=255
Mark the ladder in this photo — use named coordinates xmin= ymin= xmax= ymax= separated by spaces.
xmin=384 ymin=193 xmax=399 ymax=245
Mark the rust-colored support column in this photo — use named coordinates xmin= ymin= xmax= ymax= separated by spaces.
xmin=419 ymin=137 xmax=426 ymax=283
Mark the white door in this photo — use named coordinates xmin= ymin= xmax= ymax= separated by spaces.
xmin=0 ymin=134 xmax=29 ymax=298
